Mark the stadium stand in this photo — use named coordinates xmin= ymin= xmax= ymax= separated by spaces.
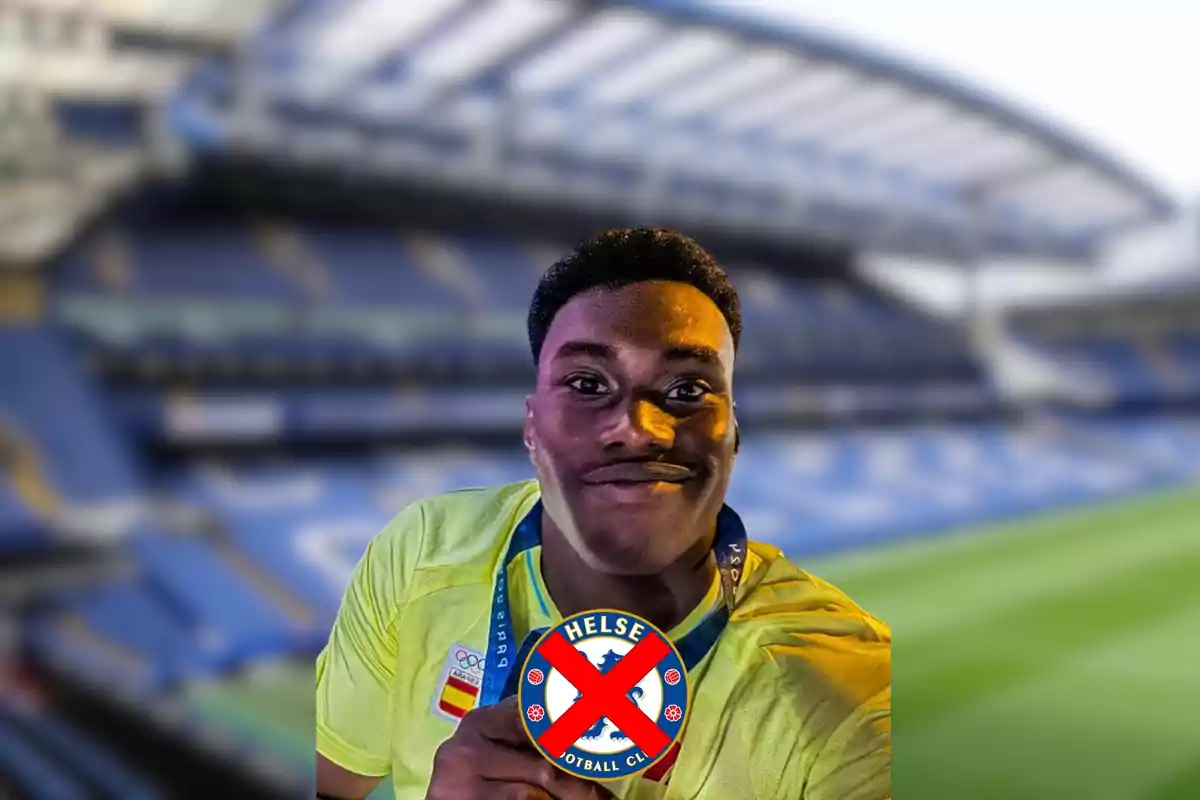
xmin=53 ymin=215 xmax=981 ymax=393
xmin=0 ymin=480 xmax=44 ymax=556
xmin=0 ymin=694 xmax=162 ymax=800
xmin=46 ymin=577 xmax=217 ymax=689
xmin=0 ymin=716 xmax=92 ymax=800
xmin=1011 ymin=279 xmax=1200 ymax=403
xmin=25 ymin=211 xmax=1196 ymax=708
xmin=0 ymin=325 xmax=140 ymax=509
xmin=54 ymin=101 xmax=146 ymax=150
xmin=22 ymin=413 xmax=1198 ymax=713
xmin=27 ymin=212 xmax=1200 ymax=704
xmin=1171 ymin=333 xmax=1200 ymax=381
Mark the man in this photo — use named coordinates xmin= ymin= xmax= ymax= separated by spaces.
xmin=316 ymin=229 xmax=891 ymax=800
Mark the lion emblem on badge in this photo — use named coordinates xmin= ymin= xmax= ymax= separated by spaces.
xmin=574 ymin=650 xmax=645 ymax=740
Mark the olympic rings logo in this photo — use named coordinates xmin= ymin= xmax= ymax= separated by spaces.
xmin=455 ymin=649 xmax=485 ymax=670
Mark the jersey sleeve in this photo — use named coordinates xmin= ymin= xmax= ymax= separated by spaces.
xmin=804 ymin=685 xmax=891 ymax=800
xmin=316 ymin=501 xmax=426 ymax=777
xmin=680 ymin=607 xmax=891 ymax=800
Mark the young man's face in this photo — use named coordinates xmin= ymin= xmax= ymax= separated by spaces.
xmin=525 ymin=280 xmax=738 ymax=576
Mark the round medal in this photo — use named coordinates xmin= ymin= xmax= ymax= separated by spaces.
xmin=518 ymin=609 xmax=690 ymax=781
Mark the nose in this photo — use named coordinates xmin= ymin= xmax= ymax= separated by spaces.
xmin=603 ymin=396 xmax=676 ymax=454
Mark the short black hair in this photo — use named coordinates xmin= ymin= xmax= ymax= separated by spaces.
xmin=528 ymin=228 xmax=742 ymax=364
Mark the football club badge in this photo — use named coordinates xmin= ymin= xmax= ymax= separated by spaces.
xmin=518 ymin=610 xmax=690 ymax=780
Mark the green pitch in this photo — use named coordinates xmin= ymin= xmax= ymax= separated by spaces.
xmin=181 ymin=486 xmax=1200 ymax=800
xmin=805 ymin=485 xmax=1200 ymax=800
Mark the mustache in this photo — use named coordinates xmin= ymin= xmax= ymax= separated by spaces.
xmin=580 ymin=457 xmax=701 ymax=484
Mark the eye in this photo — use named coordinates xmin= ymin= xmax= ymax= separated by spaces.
xmin=665 ymin=380 xmax=711 ymax=403
xmin=565 ymin=374 xmax=611 ymax=396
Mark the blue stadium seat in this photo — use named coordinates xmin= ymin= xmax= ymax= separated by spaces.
xmin=54 ymin=243 xmax=112 ymax=294
xmin=304 ymin=228 xmax=462 ymax=308
xmin=0 ymin=325 xmax=141 ymax=505
xmin=1051 ymin=337 xmax=1168 ymax=401
xmin=450 ymin=236 xmax=539 ymax=310
xmin=171 ymin=465 xmax=392 ymax=622
xmin=128 ymin=532 xmax=314 ymax=665
xmin=127 ymin=227 xmax=302 ymax=302
xmin=55 ymin=101 xmax=144 ymax=147
xmin=59 ymin=579 xmax=223 ymax=685
xmin=0 ymin=701 xmax=163 ymax=800
xmin=0 ymin=480 xmax=46 ymax=554
xmin=1169 ymin=334 xmax=1200 ymax=383
xmin=25 ymin=612 xmax=165 ymax=696
xmin=0 ymin=717 xmax=91 ymax=800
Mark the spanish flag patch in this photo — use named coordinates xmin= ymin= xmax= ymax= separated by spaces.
xmin=437 ymin=674 xmax=480 ymax=719
xmin=432 ymin=642 xmax=485 ymax=723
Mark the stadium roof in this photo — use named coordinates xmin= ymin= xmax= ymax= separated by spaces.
xmin=171 ymin=0 xmax=1179 ymax=263
xmin=0 ymin=0 xmax=282 ymax=265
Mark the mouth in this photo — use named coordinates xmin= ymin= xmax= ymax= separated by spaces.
xmin=581 ymin=461 xmax=699 ymax=486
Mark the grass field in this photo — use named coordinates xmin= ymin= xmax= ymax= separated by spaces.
xmin=808 ymin=485 xmax=1200 ymax=800
xmin=187 ymin=486 xmax=1200 ymax=799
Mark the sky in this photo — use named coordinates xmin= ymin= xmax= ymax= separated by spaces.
xmin=705 ymin=0 xmax=1199 ymax=309
xmin=707 ymin=0 xmax=1200 ymax=203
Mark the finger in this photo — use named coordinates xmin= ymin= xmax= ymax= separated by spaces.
xmin=462 ymin=740 xmax=561 ymax=786
xmin=540 ymin=774 xmax=617 ymax=800
xmin=427 ymin=779 xmax=549 ymax=800
xmin=468 ymin=696 xmax=535 ymax=747
xmin=486 ymin=777 xmax=613 ymax=800
xmin=463 ymin=740 xmax=613 ymax=800
xmin=452 ymin=701 xmax=616 ymax=800
xmin=495 ymin=785 xmax=550 ymax=800
xmin=486 ymin=758 xmax=617 ymax=800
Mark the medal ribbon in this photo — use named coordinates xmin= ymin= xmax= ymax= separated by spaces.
xmin=479 ymin=501 xmax=747 ymax=707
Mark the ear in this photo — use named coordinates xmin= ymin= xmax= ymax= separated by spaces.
xmin=523 ymin=396 xmax=537 ymax=457
xmin=732 ymin=401 xmax=740 ymax=455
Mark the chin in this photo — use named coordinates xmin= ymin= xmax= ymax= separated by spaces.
xmin=553 ymin=481 xmax=720 ymax=575
xmin=571 ymin=519 xmax=690 ymax=577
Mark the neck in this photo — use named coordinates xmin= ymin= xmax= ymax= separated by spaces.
xmin=538 ymin=515 xmax=718 ymax=634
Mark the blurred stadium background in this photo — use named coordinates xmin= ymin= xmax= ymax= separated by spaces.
xmin=1 ymin=1 xmax=1198 ymax=798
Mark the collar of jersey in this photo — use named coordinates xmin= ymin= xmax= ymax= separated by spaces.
xmin=520 ymin=543 xmax=725 ymax=643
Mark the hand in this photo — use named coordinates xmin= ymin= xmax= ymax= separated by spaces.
xmin=425 ymin=696 xmax=614 ymax=800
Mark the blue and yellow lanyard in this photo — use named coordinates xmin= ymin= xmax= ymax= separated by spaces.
xmin=478 ymin=500 xmax=748 ymax=707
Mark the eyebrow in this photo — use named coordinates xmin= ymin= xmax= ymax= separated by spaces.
xmin=552 ymin=340 xmax=615 ymax=361
xmin=663 ymin=344 xmax=723 ymax=366
xmin=551 ymin=340 xmax=723 ymax=366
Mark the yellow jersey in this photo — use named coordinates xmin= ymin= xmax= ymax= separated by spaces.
xmin=316 ymin=480 xmax=891 ymax=799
